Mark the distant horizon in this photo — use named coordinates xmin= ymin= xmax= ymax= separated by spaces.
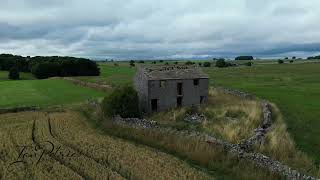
xmin=1 ymin=52 xmax=318 ymax=61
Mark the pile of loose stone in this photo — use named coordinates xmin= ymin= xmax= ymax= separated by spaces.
xmin=216 ymin=87 xmax=256 ymax=100
xmin=184 ymin=113 xmax=206 ymax=123
xmin=113 ymin=115 xmax=158 ymax=129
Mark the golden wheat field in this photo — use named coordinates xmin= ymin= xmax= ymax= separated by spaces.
xmin=0 ymin=111 xmax=213 ymax=180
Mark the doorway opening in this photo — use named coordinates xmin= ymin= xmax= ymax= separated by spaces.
xmin=151 ymin=99 xmax=158 ymax=112
xmin=177 ymin=97 xmax=182 ymax=107
xmin=200 ymin=96 xmax=205 ymax=104
xmin=177 ymin=83 xmax=183 ymax=95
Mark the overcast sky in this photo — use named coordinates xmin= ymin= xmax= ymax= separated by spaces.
xmin=0 ymin=0 xmax=320 ymax=60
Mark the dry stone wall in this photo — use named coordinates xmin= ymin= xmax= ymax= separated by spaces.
xmin=209 ymin=87 xmax=318 ymax=180
xmin=62 ymin=77 xmax=113 ymax=92
xmin=0 ymin=106 xmax=39 ymax=114
xmin=113 ymin=115 xmax=158 ymax=129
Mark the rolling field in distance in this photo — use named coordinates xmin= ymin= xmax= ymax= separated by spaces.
xmin=75 ymin=63 xmax=136 ymax=87
xmin=0 ymin=79 xmax=106 ymax=108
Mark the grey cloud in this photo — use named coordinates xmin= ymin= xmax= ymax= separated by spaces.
xmin=0 ymin=0 xmax=320 ymax=59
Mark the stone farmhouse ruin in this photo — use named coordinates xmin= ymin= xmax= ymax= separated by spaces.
xmin=134 ymin=65 xmax=209 ymax=113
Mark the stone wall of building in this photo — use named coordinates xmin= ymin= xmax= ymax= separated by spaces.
xmin=147 ymin=78 xmax=209 ymax=112
xmin=134 ymin=70 xmax=149 ymax=113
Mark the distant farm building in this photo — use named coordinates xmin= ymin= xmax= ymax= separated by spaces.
xmin=134 ymin=65 xmax=209 ymax=113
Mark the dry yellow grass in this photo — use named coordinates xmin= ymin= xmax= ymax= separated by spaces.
xmin=49 ymin=111 xmax=213 ymax=180
xmin=202 ymin=88 xmax=262 ymax=143
xmin=147 ymin=87 xmax=319 ymax=178
xmin=150 ymin=88 xmax=262 ymax=143
xmin=97 ymin=117 xmax=279 ymax=180
xmin=0 ymin=111 xmax=213 ymax=180
xmin=208 ymin=89 xmax=319 ymax=177
xmin=0 ymin=112 xmax=82 ymax=180
xmin=254 ymin=104 xmax=320 ymax=177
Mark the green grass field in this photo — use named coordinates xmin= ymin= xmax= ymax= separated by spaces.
xmin=80 ymin=61 xmax=320 ymax=165
xmin=204 ymin=62 xmax=320 ymax=165
xmin=0 ymin=79 xmax=106 ymax=108
xmin=75 ymin=63 xmax=136 ymax=87
xmin=0 ymin=71 xmax=36 ymax=81
xmin=0 ymin=61 xmax=319 ymax=167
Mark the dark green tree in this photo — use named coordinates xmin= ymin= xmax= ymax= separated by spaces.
xmin=31 ymin=62 xmax=61 ymax=79
xmin=235 ymin=56 xmax=254 ymax=60
xmin=101 ymin=86 xmax=140 ymax=118
xmin=203 ymin=62 xmax=211 ymax=67
xmin=216 ymin=59 xmax=226 ymax=68
xmin=245 ymin=62 xmax=253 ymax=66
xmin=185 ymin=61 xmax=194 ymax=65
xmin=8 ymin=66 xmax=20 ymax=80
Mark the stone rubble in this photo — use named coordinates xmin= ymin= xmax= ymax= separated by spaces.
xmin=184 ymin=113 xmax=206 ymax=123
xmin=216 ymin=87 xmax=256 ymax=100
xmin=113 ymin=115 xmax=158 ymax=129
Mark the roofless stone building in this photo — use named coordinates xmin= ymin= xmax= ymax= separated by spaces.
xmin=134 ymin=65 xmax=209 ymax=113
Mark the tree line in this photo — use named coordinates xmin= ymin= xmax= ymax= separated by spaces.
xmin=307 ymin=55 xmax=320 ymax=60
xmin=0 ymin=54 xmax=100 ymax=79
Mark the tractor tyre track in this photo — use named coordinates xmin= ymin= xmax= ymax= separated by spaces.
xmin=32 ymin=119 xmax=87 ymax=180
xmin=46 ymin=116 xmax=130 ymax=179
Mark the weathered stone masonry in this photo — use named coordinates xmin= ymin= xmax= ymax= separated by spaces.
xmin=134 ymin=65 xmax=209 ymax=113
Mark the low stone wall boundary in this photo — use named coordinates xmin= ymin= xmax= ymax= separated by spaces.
xmin=210 ymin=87 xmax=318 ymax=180
xmin=0 ymin=106 xmax=40 ymax=114
xmin=62 ymin=77 xmax=113 ymax=92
